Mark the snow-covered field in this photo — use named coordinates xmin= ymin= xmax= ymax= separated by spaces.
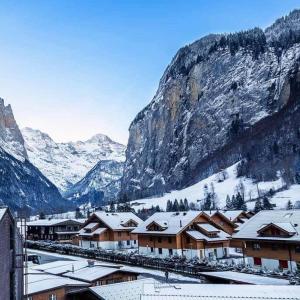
xmin=130 ymin=163 xmax=300 ymax=211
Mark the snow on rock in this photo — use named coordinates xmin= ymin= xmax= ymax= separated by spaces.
xmin=22 ymin=127 xmax=126 ymax=191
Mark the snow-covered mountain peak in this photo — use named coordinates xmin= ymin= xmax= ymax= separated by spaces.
xmin=22 ymin=127 xmax=126 ymax=191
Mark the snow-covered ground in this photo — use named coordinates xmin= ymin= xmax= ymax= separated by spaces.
xmin=130 ymin=163 xmax=299 ymax=211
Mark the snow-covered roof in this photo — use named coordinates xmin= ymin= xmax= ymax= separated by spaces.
xmin=222 ymin=210 xmax=245 ymax=221
xmin=89 ymin=279 xmax=157 ymax=300
xmin=93 ymin=212 xmax=142 ymax=230
xmin=262 ymin=222 xmax=297 ymax=234
xmin=30 ymin=259 xmax=119 ymax=275
xmin=186 ymin=228 xmax=229 ymax=242
xmin=27 ymin=218 xmax=86 ymax=226
xmin=64 ymin=265 xmax=139 ymax=282
xmin=132 ymin=211 xmax=203 ymax=235
xmin=197 ymin=223 xmax=220 ymax=233
xmin=26 ymin=271 xmax=89 ymax=295
xmin=141 ymin=283 xmax=299 ymax=299
xmin=233 ymin=210 xmax=300 ymax=241
xmin=0 ymin=207 xmax=7 ymax=222
xmin=200 ymin=271 xmax=290 ymax=285
xmin=78 ymin=227 xmax=107 ymax=237
xmin=83 ymin=222 xmax=98 ymax=229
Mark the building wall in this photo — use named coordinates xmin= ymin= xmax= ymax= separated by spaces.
xmin=28 ymin=287 xmax=66 ymax=300
xmin=0 ymin=210 xmax=23 ymax=300
xmin=247 ymin=256 xmax=298 ymax=271
xmin=210 ymin=214 xmax=235 ymax=235
xmin=91 ymin=272 xmax=137 ymax=286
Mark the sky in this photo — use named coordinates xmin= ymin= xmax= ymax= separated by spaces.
xmin=0 ymin=1 xmax=299 ymax=144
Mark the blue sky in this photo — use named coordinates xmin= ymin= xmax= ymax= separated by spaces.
xmin=0 ymin=1 xmax=299 ymax=144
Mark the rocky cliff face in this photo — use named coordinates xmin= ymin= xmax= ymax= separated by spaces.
xmin=121 ymin=10 xmax=300 ymax=200
xmin=0 ymin=98 xmax=27 ymax=161
xmin=64 ymin=160 xmax=124 ymax=206
xmin=22 ymin=128 xmax=125 ymax=191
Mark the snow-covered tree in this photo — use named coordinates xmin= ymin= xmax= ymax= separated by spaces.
xmin=254 ymin=199 xmax=263 ymax=213
xmin=286 ymin=200 xmax=293 ymax=210
xmin=262 ymin=196 xmax=273 ymax=210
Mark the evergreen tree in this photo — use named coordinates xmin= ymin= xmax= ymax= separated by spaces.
xmin=75 ymin=207 xmax=83 ymax=219
xmin=231 ymin=195 xmax=237 ymax=209
xmin=155 ymin=205 xmax=161 ymax=212
xmin=109 ymin=201 xmax=115 ymax=212
xmin=183 ymin=198 xmax=189 ymax=211
xmin=189 ymin=202 xmax=196 ymax=210
xmin=166 ymin=200 xmax=172 ymax=212
xmin=235 ymin=192 xmax=247 ymax=210
xmin=39 ymin=212 xmax=46 ymax=220
xmin=262 ymin=196 xmax=273 ymax=210
xmin=286 ymin=200 xmax=293 ymax=210
xmin=173 ymin=199 xmax=179 ymax=212
xmin=179 ymin=199 xmax=185 ymax=211
xmin=225 ymin=195 xmax=232 ymax=210
xmin=254 ymin=199 xmax=263 ymax=213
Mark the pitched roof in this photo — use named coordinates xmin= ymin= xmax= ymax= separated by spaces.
xmin=79 ymin=227 xmax=107 ymax=237
xmin=187 ymin=226 xmax=230 ymax=242
xmin=93 ymin=212 xmax=142 ymax=230
xmin=132 ymin=211 xmax=204 ymax=235
xmin=197 ymin=223 xmax=220 ymax=233
xmin=27 ymin=218 xmax=86 ymax=226
xmin=222 ymin=210 xmax=245 ymax=221
xmin=233 ymin=210 xmax=300 ymax=241
xmin=26 ymin=271 xmax=89 ymax=295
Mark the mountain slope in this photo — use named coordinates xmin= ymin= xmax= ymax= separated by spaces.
xmin=0 ymin=98 xmax=27 ymax=161
xmin=0 ymin=146 xmax=69 ymax=214
xmin=64 ymin=160 xmax=124 ymax=206
xmin=22 ymin=127 xmax=126 ymax=191
xmin=121 ymin=10 xmax=300 ymax=200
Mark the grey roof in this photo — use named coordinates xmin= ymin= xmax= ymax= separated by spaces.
xmin=26 ymin=271 xmax=89 ymax=295
xmin=27 ymin=218 xmax=86 ymax=226
xmin=132 ymin=211 xmax=202 ymax=235
xmin=93 ymin=212 xmax=142 ymax=230
xmin=233 ymin=210 xmax=300 ymax=241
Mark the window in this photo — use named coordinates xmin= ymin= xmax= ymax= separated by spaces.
xmin=134 ymin=240 xmax=137 ymax=244
xmin=127 ymin=231 xmax=130 ymax=236
xmin=168 ymin=237 xmax=172 ymax=244
xmin=158 ymin=237 xmax=162 ymax=243
xmin=127 ymin=240 xmax=130 ymax=245
xmin=253 ymin=257 xmax=262 ymax=266
xmin=150 ymin=247 xmax=154 ymax=253
xmin=252 ymin=243 xmax=261 ymax=250
xmin=49 ymin=294 xmax=57 ymax=300
xmin=118 ymin=232 xmax=122 ymax=237
xmin=186 ymin=236 xmax=190 ymax=244
xmin=158 ymin=248 xmax=162 ymax=254
xmin=279 ymin=260 xmax=288 ymax=269
xmin=168 ymin=248 xmax=173 ymax=256
xmin=295 ymin=246 xmax=300 ymax=253
xmin=149 ymin=236 xmax=153 ymax=242
xmin=271 ymin=244 xmax=278 ymax=251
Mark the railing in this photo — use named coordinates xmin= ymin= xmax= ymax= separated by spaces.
xmin=25 ymin=240 xmax=220 ymax=278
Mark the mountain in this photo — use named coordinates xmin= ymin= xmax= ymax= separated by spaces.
xmin=64 ymin=160 xmax=124 ymax=206
xmin=0 ymin=98 xmax=27 ymax=161
xmin=0 ymin=99 xmax=68 ymax=214
xmin=22 ymin=128 xmax=126 ymax=191
xmin=121 ymin=10 xmax=300 ymax=201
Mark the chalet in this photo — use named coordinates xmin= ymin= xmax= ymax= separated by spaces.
xmin=78 ymin=212 xmax=142 ymax=250
xmin=233 ymin=210 xmax=300 ymax=271
xmin=30 ymin=259 xmax=140 ymax=287
xmin=0 ymin=207 xmax=23 ymax=300
xmin=27 ymin=218 xmax=86 ymax=242
xmin=25 ymin=271 xmax=89 ymax=300
xmin=132 ymin=211 xmax=230 ymax=259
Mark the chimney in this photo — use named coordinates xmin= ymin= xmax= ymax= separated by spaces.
xmin=180 ymin=220 xmax=182 ymax=227
xmin=87 ymin=260 xmax=95 ymax=267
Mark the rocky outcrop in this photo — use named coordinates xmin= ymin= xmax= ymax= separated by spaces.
xmin=0 ymin=98 xmax=27 ymax=161
xmin=64 ymin=160 xmax=124 ymax=206
xmin=121 ymin=10 xmax=300 ymax=200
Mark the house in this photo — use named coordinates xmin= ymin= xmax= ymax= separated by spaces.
xmin=27 ymin=218 xmax=86 ymax=242
xmin=67 ymin=280 xmax=300 ymax=300
xmin=24 ymin=271 xmax=89 ymax=300
xmin=0 ymin=207 xmax=23 ymax=300
xmin=31 ymin=259 xmax=140 ymax=286
xmin=232 ymin=210 xmax=300 ymax=271
xmin=132 ymin=211 xmax=230 ymax=259
xmin=78 ymin=212 xmax=142 ymax=250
